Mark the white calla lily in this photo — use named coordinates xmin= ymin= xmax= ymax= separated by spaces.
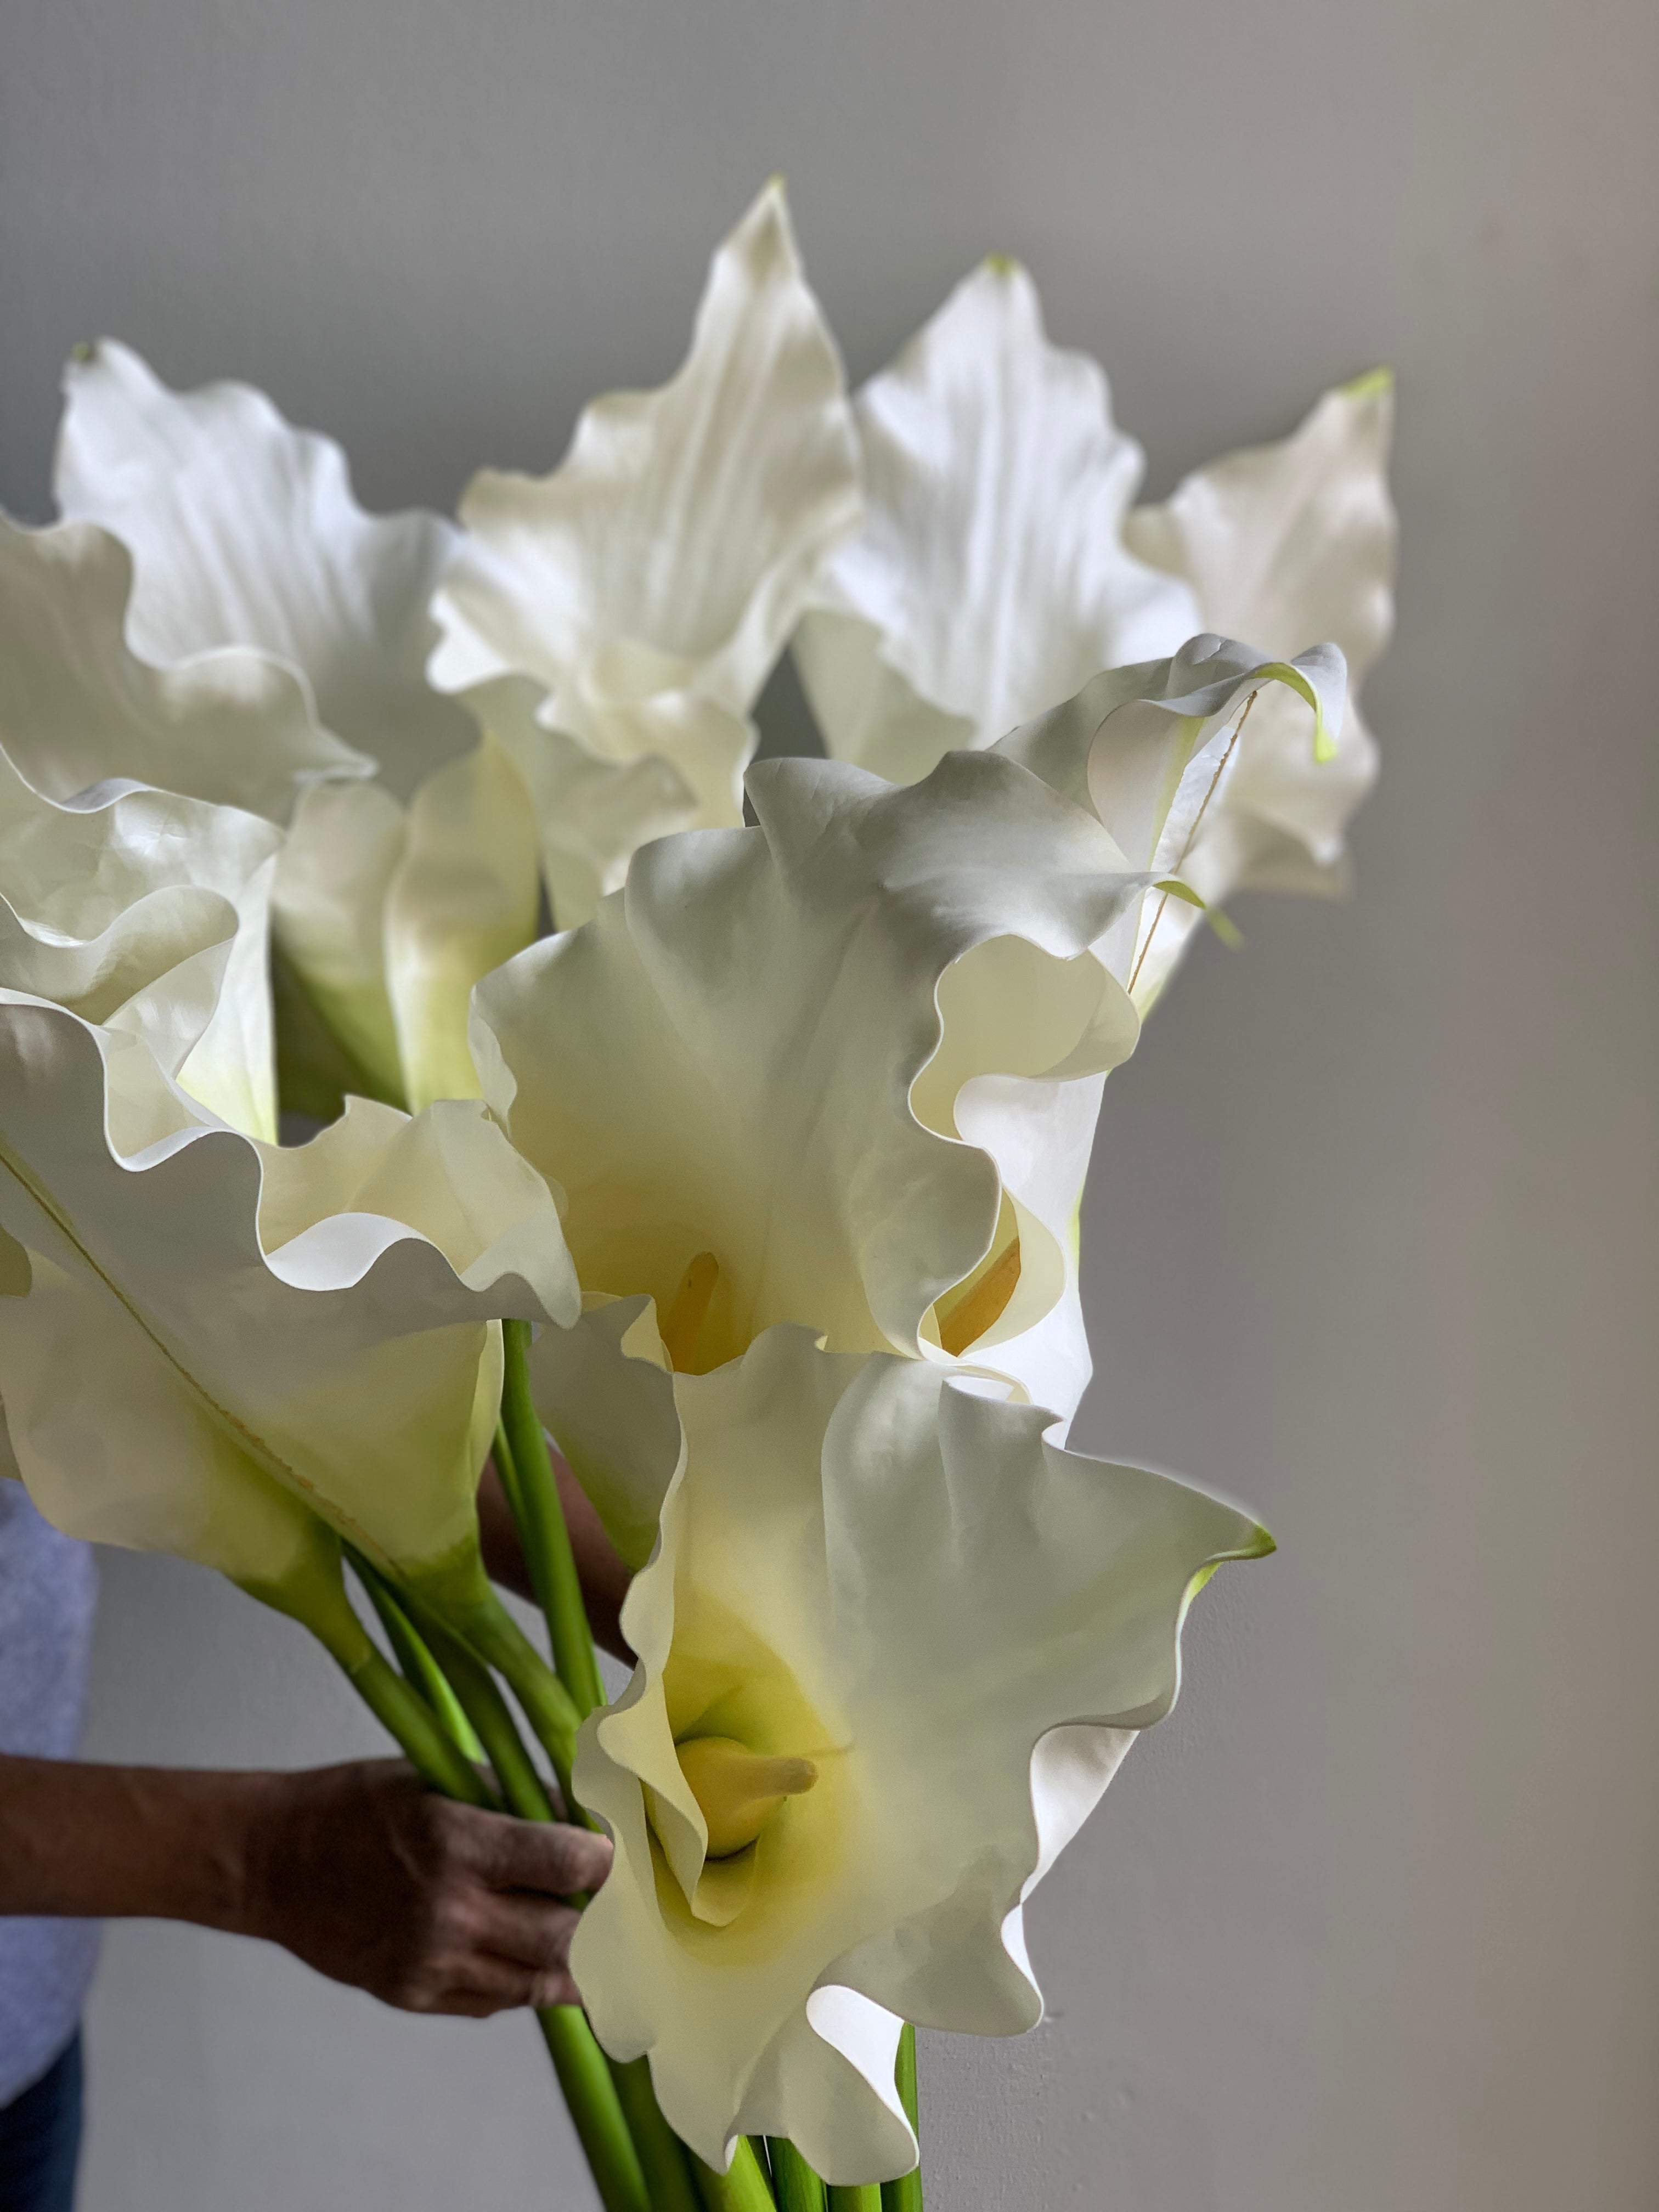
xmin=473 ymin=730 xmax=1152 ymax=1441
xmin=573 ymin=1326 xmax=1271 ymax=2182
xmin=794 ymin=266 xmax=1394 ymax=1001
xmin=477 ymin=642 xmax=1328 ymax=1488
xmin=431 ymin=178 xmax=862 ymax=923
xmin=0 ymin=999 xmax=579 ymax=1622
xmin=794 ymin=258 xmax=1198 ymax=781
xmin=55 ymin=338 xmax=472 ymax=798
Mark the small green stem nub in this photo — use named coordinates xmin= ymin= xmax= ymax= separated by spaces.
xmin=501 ymin=1317 xmax=608 ymax=1718
xmin=539 ymin=2007 xmax=652 ymax=2212
xmin=768 ymin=2138 xmax=828 ymax=2211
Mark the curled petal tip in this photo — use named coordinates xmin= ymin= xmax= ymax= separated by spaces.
xmin=1340 ymin=365 xmax=1395 ymax=402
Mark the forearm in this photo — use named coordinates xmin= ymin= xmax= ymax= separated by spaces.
xmin=0 ymin=1754 xmax=274 ymax=1929
xmin=477 ymin=1455 xmax=633 ymax=1662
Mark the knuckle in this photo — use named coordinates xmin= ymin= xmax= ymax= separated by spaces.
xmin=388 ymin=1969 xmax=440 ymax=2014
xmin=547 ymin=1823 xmax=612 ymax=1890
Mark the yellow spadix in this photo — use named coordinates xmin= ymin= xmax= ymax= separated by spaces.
xmin=676 ymin=1734 xmax=817 ymax=1859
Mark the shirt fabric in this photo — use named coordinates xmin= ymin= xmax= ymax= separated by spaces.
xmin=0 ymin=1483 xmax=100 ymax=2108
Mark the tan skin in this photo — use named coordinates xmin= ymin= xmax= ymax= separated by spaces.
xmin=0 ymin=1449 xmax=633 ymax=2019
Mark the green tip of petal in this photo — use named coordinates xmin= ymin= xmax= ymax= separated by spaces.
xmin=70 ymin=341 xmax=94 ymax=364
xmin=1340 ymin=365 xmax=1394 ymax=402
xmin=1187 ymin=1523 xmax=1277 ymax=1605
xmin=984 ymin=252 xmax=1022 ymax=276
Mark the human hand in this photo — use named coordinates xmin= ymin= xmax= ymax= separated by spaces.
xmin=240 ymin=1760 xmax=613 ymax=2017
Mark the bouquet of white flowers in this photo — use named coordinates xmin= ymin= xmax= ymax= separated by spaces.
xmin=0 ymin=179 xmax=1393 ymax=2207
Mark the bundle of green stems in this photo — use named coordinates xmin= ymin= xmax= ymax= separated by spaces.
xmin=331 ymin=1319 xmax=923 ymax=2212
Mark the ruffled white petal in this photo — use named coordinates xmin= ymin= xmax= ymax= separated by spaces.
xmin=432 ymin=179 xmax=860 ymax=711
xmin=0 ymin=516 xmax=368 ymax=824
xmin=573 ymin=1328 xmax=1269 ymax=2180
xmin=527 ymin=1295 xmax=681 ymax=1573
xmin=464 ymin=675 xmax=711 ymax=930
xmin=0 ymin=1005 xmax=578 ymax=1585
xmin=55 ymin=340 xmax=472 ymax=798
xmin=473 ymin=738 xmax=1149 ymax=1418
xmin=0 ymin=744 xmax=284 ymax=1139
xmin=793 ymin=259 xmax=1199 ymax=781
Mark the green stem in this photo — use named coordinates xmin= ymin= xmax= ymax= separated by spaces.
xmin=318 ymin=1590 xmax=643 ymax=2212
xmin=768 ymin=2139 xmax=828 ymax=2211
xmin=691 ymin=2135 xmax=780 ymax=2210
xmin=501 ymin=1317 xmax=608 ymax=1717
xmin=881 ymin=2026 xmax=923 ymax=2212
xmin=539 ymin=2007 xmax=653 ymax=2212
xmin=606 ymin=2055 xmax=704 ymax=2212
xmin=444 ymin=1584 xmax=588 ymax=1820
xmin=337 ymin=1643 xmax=495 ymax=1808
xmin=494 ymin=1417 xmax=527 ymax=1523
xmin=825 ymin=2190 xmax=882 ymax=2211
xmin=351 ymin=1552 xmax=486 ymax=1764
xmin=396 ymin=1585 xmax=558 ymax=1827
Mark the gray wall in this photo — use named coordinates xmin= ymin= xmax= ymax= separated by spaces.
xmin=5 ymin=0 xmax=1658 ymax=2205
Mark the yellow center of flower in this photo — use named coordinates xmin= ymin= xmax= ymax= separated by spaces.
xmin=674 ymin=1734 xmax=818 ymax=1859
xmin=661 ymin=1250 xmax=721 ymax=1373
xmin=935 ymin=1231 xmax=1022 ymax=1356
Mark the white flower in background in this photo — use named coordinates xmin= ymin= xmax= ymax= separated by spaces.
xmin=475 ymin=640 xmax=1336 ymax=1485
xmin=792 ymin=259 xmax=1198 ymax=781
xmin=1118 ymin=369 xmax=1395 ymax=1001
xmin=430 ymin=178 xmax=864 ymax=926
xmin=793 ymin=257 xmax=1395 ymax=1002
xmin=54 ymin=338 xmax=471 ymax=791
xmin=51 ymin=348 xmax=537 ymax=1114
xmin=572 ymin=1325 xmax=1271 ymax=2181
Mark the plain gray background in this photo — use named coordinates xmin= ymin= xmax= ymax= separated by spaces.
xmin=4 ymin=0 xmax=1658 ymax=2205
